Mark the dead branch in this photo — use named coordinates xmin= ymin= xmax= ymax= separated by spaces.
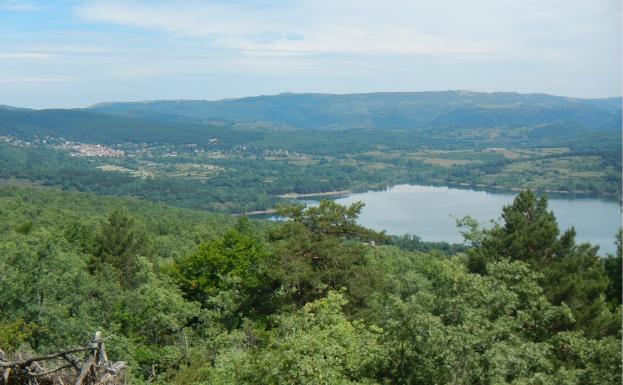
xmin=30 ymin=363 xmax=72 ymax=377
xmin=74 ymin=356 xmax=94 ymax=385
xmin=0 ymin=331 xmax=126 ymax=385
xmin=0 ymin=346 xmax=94 ymax=368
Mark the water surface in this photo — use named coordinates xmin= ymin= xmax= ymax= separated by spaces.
xmin=308 ymin=185 xmax=621 ymax=255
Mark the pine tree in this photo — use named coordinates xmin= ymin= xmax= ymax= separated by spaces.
xmin=464 ymin=190 xmax=616 ymax=336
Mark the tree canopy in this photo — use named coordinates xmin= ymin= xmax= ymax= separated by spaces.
xmin=0 ymin=186 xmax=620 ymax=384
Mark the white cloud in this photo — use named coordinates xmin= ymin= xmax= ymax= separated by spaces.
xmin=75 ymin=0 xmax=620 ymax=60
xmin=0 ymin=76 xmax=79 ymax=83
xmin=74 ymin=0 xmax=520 ymax=59
xmin=0 ymin=0 xmax=41 ymax=11
xmin=0 ymin=52 xmax=52 ymax=59
xmin=1 ymin=0 xmax=620 ymax=107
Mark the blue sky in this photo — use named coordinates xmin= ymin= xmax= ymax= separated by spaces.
xmin=0 ymin=0 xmax=621 ymax=108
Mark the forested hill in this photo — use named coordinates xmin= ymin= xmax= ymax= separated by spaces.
xmin=89 ymin=91 xmax=622 ymax=130
xmin=1 ymin=186 xmax=621 ymax=384
xmin=2 ymin=91 xmax=620 ymax=146
xmin=1 ymin=91 xmax=620 ymax=209
xmin=0 ymin=107 xmax=262 ymax=146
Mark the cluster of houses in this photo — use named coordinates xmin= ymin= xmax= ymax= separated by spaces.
xmin=55 ymin=142 xmax=125 ymax=157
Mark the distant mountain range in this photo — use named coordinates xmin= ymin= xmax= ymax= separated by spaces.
xmin=89 ymin=91 xmax=622 ymax=130
xmin=0 ymin=91 xmax=620 ymax=146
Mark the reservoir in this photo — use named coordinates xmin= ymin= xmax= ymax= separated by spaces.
xmin=302 ymin=185 xmax=621 ymax=255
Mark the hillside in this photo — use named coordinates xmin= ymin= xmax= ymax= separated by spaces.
xmin=0 ymin=90 xmax=620 ymax=211
xmin=2 ymin=91 xmax=620 ymax=148
xmin=89 ymin=91 xmax=622 ymax=130
xmin=0 ymin=107 xmax=262 ymax=146
xmin=0 ymin=186 xmax=620 ymax=384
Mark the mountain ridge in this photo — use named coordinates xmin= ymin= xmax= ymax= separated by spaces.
xmin=88 ymin=90 xmax=623 ymax=108
xmin=87 ymin=91 xmax=622 ymax=130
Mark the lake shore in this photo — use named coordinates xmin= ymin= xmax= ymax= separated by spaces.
xmin=238 ymin=182 xmax=621 ymax=217
xmin=234 ymin=208 xmax=278 ymax=216
xmin=277 ymin=189 xmax=353 ymax=199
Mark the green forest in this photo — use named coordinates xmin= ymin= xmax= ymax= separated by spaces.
xmin=1 ymin=92 xmax=621 ymax=214
xmin=2 ymin=0 xmax=622 ymax=379
xmin=0 ymin=128 xmax=620 ymax=214
xmin=1 ymin=92 xmax=621 ymax=383
xmin=1 ymin=185 xmax=620 ymax=384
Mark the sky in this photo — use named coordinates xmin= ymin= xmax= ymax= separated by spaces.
xmin=0 ymin=0 xmax=621 ymax=108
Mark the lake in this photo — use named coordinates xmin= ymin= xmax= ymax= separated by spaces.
xmin=298 ymin=185 xmax=621 ymax=255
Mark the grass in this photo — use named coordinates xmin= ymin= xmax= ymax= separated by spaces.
xmin=415 ymin=158 xmax=479 ymax=166
xmin=97 ymin=164 xmax=153 ymax=178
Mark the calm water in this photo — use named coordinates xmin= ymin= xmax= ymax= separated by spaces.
xmin=303 ymin=185 xmax=621 ymax=255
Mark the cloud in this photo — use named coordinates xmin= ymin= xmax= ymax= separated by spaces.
xmin=0 ymin=0 xmax=42 ymax=11
xmin=0 ymin=52 xmax=52 ymax=59
xmin=0 ymin=76 xmax=79 ymax=83
xmin=73 ymin=0 xmax=621 ymax=64
xmin=74 ymin=0 xmax=518 ymax=59
xmin=1 ymin=0 xmax=620 ymax=107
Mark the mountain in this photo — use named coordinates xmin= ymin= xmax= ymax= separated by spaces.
xmin=0 ymin=107 xmax=262 ymax=146
xmin=1 ymin=91 xmax=619 ymax=147
xmin=89 ymin=91 xmax=622 ymax=130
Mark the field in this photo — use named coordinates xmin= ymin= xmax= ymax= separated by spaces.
xmin=0 ymin=97 xmax=620 ymax=213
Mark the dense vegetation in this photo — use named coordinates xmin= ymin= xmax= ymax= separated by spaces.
xmin=1 ymin=186 xmax=620 ymax=384
xmin=1 ymin=92 xmax=621 ymax=384
xmin=0 ymin=107 xmax=262 ymax=147
xmin=1 ymin=91 xmax=621 ymax=213
xmin=2 ymin=139 xmax=620 ymax=214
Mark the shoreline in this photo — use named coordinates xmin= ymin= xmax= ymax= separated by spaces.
xmin=234 ymin=209 xmax=278 ymax=217
xmin=442 ymin=182 xmax=621 ymax=201
xmin=277 ymin=189 xmax=353 ymax=199
xmin=236 ymin=182 xmax=621 ymax=217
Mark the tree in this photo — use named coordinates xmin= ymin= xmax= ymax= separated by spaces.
xmin=603 ymin=229 xmax=622 ymax=306
xmin=92 ymin=209 xmax=151 ymax=287
xmin=459 ymin=190 xmax=616 ymax=336
xmin=268 ymin=201 xmax=385 ymax=311
xmin=0 ymin=234 xmax=97 ymax=351
xmin=277 ymin=200 xmax=385 ymax=242
xmin=115 ymin=257 xmax=202 ymax=381
xmin=461 ymin=190 xmax=572 ymax=270
xmin=197 ymin=292 xmax=385 ymax=385
xmin=172 ymin=228 xmax=271 ymax=326
xmin=372 ymin=253 xmax=620 ymax=385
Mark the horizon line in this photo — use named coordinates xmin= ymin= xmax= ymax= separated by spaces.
xmin=2 ymin=89 xmax=622 ymax=111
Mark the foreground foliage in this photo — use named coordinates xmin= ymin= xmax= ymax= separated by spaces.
xmin=0 ymin=186 xmax=620 ymax=384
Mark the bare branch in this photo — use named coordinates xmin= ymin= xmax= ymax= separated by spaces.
xmin=0 ymin=346 xmax=95 ymax=368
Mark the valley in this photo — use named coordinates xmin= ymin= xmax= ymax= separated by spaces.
xmin=0 ymin=122 xmax=619 ymax=214
xmin=2 ymin=2 xmax=621 ymax=384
